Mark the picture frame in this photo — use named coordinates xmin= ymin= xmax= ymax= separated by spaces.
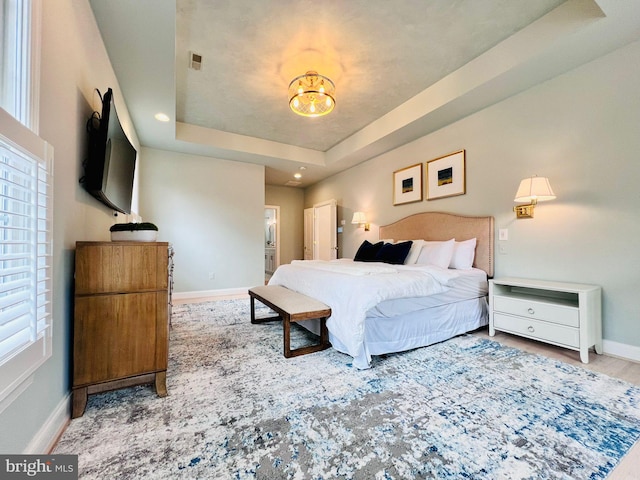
xmin=393 ymin=163 xmax=423 ymax=205
xmin=426 ymin=150 xmax=466 ymax=200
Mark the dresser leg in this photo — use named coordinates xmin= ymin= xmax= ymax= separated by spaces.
xmin=71 ymin=387 xmax=88 ymax=418
xmin=155 ymin=371 xmax=167 ymax=397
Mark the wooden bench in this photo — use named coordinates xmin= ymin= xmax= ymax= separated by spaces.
xmin=248 ymin=285 xmax=331 ymax=358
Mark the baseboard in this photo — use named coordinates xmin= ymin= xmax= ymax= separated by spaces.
xmin=173 ymin=287 xmax=249 ymax=302
xmin=24 ymin=393 xmax=70 ymax=454
xmin=602 ymin=339 xmax=640 ymax=363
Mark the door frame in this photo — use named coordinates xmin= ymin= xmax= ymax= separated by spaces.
xmin=265 ymin=205 xmax=280 ymax=271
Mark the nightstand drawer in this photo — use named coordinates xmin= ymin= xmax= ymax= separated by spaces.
xmin=493 ymin=312 xmax=580 ymax=348
xmin=493 ymin=295 xmax=579 ymax=328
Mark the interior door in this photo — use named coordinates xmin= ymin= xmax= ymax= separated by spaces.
xmin=313 ymin=200 xmax=337 ymax=260
xmin=303 ymin=208 xmax=314 ymax=260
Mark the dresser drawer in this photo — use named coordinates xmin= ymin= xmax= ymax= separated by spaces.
xmin=493 ymin=295 xmax=579 ymax=328
xmin=493 ymin=312 xmax=579 ymax=348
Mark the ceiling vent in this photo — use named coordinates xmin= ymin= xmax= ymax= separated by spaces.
xmin=285 ymin=180 xmax=301 ymax=186
xmin=189 ymin=52 xmax=202 ymax=70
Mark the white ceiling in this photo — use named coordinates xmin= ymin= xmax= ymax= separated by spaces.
xmin=176 ymin=0 xmax=564 ymax=151
xmin=89 ymin=0 xmax=640 ymax=187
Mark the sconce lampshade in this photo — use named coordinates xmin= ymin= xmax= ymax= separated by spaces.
xmin=514 ymin=176 xmax=556 ymax=203
xmin=513 ymin=176 xmax=556 ymax=218
xmin=289 ymin=71 xmax=335 ymax=117
xmin=351 ymin=211 xmax=370 ymax=231
xmin=351 ymin=212 xmax=367 ymax=225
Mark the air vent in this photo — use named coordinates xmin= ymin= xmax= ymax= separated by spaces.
xmin=285 ymin=180 xmax=301 ymax=186
xmin=189 ymin=51 xmax=202 ymax=70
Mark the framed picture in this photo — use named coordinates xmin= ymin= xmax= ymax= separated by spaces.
xmin=426 ymin=150 xmax=466 ymax=200
xmin=393 ymin=163 xmax=423 ymax=205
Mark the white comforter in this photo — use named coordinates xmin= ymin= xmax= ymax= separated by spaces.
xmin=268 ymin=259 xmax=461 ymax=369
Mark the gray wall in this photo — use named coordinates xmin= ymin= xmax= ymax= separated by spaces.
xmin=138 ymin=147 xmax=265 ymax=294
xmin=0 ymin=0 xmax=141 ymax=453
xmin=306 ymin=39 xmax=640 ymax=349
xmin=265 ymin=185 xmax=305 ymax=265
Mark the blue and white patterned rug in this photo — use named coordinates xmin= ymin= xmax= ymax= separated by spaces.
xmin=54 ymin=299 xmax=640 ymax=479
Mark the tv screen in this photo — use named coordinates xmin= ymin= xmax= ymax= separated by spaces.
xmin=82 ymin=88 xmax=137 ymax=214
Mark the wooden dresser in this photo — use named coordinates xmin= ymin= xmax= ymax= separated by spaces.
xmin=72 ymin=241 xmax=172 ymax=418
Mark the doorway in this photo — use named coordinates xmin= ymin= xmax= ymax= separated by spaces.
xmin=264 ymin=205 xmax=280 ymax=283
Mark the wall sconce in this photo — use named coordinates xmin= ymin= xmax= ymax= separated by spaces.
xmin=351 ymin=212 xmax=370 ymax=231
xmin=513 ymin=176 xmax=556 ymax=218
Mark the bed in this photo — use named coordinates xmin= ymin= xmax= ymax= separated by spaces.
xmin=268 ymin=212 xmax=494 ymax=369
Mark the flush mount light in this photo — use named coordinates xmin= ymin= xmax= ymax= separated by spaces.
xmin=154 ymin=113 xmax=170 ymax=122
xmin=294 ymin=173 xmax=302 ymax=179
xmin=288 ymin=71 xmax=335 ymax=117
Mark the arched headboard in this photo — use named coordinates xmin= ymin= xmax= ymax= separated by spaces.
xmin=379 ymin=212 xmax=495 ymax=277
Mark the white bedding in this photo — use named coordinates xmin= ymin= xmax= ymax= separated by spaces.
xmin=366 ymin=267 xmax=488 ymax=318
xmin=268 ymin=259 xmax=466 ymax=369
xmin=363 ymin=297 xmax=488 ymax=355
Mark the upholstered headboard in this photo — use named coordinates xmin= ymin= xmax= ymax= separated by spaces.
xmin=379 ymin=212 xmax=495 ymax=277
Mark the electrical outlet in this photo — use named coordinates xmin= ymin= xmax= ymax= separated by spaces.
xmin=499 ymin=244 xmax=508 ymax=255
xmin=208 ymin=272 xmax=215 ymax=280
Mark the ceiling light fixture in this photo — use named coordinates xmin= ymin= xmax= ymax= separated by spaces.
xmin=288 ymin=71 xmax=335 ymax=117
xmin=154 ymin=113 xmax=170 ymax=122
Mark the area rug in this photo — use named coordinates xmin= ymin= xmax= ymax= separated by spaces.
xmin=54 ymin=299 xmax=640 ymax=479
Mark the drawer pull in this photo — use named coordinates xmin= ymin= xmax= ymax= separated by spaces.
xmin=527 ymin=308 xmax=535 ymax=315
xmin=527 ymin=326 xmax=535 ymax=333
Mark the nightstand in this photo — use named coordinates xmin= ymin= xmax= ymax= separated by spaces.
xmin=489 ymin=277 xmax=602 ymax=363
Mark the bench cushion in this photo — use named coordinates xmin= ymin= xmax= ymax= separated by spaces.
xmin=249 ymin=285 xmax=330 ymax=321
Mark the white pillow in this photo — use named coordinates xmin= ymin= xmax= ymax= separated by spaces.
xmin=450 ymin=238 xmax=477 ymax=270
xmin=400 ymin=239 xmax=425 ymax=265
xmin=415 ymin=239 xmax=455 ymax=268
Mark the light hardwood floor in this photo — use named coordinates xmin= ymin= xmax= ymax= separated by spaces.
xmin=176 ymin=294 xmax=639 ymax=479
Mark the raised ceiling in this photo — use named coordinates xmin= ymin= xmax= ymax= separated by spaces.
xmin=176 ymin=0 xmax=563 ymax=151
xmin=89 ymin=1 xmax=640 ymax=187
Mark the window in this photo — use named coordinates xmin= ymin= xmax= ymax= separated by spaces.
xmin=0 ymin=110 xmax=52 ymax=410
xmin=0 ymin=0 xmax=50 ymax=411
xmin=1 ymin=0 xmax=40 ymax=131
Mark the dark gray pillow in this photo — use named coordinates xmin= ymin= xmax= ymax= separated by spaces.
xmin=375 ymin=241 xmax=413 ymax=265
xmin=354 ymin=240 xmax=384 ymax=262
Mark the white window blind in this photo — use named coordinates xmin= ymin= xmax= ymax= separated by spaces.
xmin=0 ymin=107 xmax=52 ymax=408
xmin=1 ymin=0 xmax=41 ymax=132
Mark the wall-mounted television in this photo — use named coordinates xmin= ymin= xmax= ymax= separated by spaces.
xmin=81 ymin=88 xmax=137 ymax=214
